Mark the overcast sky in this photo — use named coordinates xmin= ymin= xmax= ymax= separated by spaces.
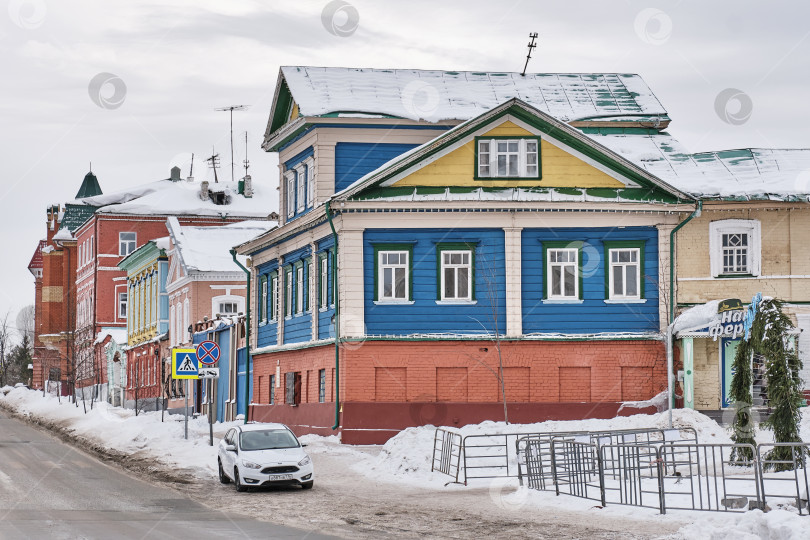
xmin=1 ymin=0 xmax=808 ymax=334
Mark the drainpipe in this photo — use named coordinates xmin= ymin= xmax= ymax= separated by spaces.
xmin=666 ymin=200 xmax=702 ymax=428
xmin=230 ymin=249 xmax=251 ymax=425
xmin=325 ymin=201 xmax=340 ymax=431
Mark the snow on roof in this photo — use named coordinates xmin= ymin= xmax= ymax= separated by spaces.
xmin=95 ymin=328 xmax=127 ymax=345
xmin=169 ymin=219 xmax=275 ymax=273
xmin=281 ymin=66 xmax=668 ymax=123
xmin=352 ymin=187 xmax=674 ymax=204
xmin=672 ymin=301 xmax=721 ymax=334
xmin=68 ymin=178 xmax=274 ymax=218
xmin=52 ymin=227 xmax=75 ymax=241
xmin=585 ymin=131 xmax=810 ymax=200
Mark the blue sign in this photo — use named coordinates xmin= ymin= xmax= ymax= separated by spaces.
xmin=172 ymin=348 xmax=199 ymax=379
xmin=196 ymin=340 xmax=221 ymax=365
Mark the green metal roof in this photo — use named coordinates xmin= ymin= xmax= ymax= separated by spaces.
xmin=61 ymin=203 xmax=97 ymax=233
xmin=75 ymin=171 xmax=103 ymax=199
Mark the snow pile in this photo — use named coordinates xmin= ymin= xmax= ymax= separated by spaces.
xmin=670 ymin=509 xmax=809 ymax=540
xmin=1 ymin=385 xmax=14 ymax=395
xmin=672 ymin=300 xmax=721 ymax=334
xmin=366 ymin=409 xmax=733 ymax=484
xmin=618 ymin=389 xmax=669 ymax=413
xmin=0 ymin=387 xmax=239 ymax=478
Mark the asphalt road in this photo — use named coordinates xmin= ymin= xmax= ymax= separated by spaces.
xmin=0 ymin=410 xmax=333 ymax=540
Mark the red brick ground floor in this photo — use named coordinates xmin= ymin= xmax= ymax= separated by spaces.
xmin=249 ymin=339 xmax=666 ymax=444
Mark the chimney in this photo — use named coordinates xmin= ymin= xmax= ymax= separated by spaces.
xmin=200 ymin=181 xmax=209 ymax=201
xmin=243 ymin=174 xmax=253 ymax=198
xmin=170 ymin=166 xmax=181 ymax=182
xmin=187 ymin=175 xmax=194 ymax=182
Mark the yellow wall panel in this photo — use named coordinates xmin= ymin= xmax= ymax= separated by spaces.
xmin=391 ymin=119 xmax=626 ymax=188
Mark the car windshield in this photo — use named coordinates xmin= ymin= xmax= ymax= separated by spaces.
xmin=239 ymin=429 xmax=299 ymax=451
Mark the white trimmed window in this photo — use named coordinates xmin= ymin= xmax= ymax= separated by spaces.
xmin=285 ymin=269 xmax=293 ymax=318
xmin=709 ymin=219 xmax=761 ymax=277
xmin=211 ymin=295 xmax=243 ymax=318
xmin=119 ymin=232 xmax=136 ymax=256
xmin=118 ymin=292 xmax=127 ymax=319
xmin=378 ymin=251 xmax=409 ymax=301
xmin=270 ymin=274 xmax=279 ymax=321
xmin=296 ymin=169 xmax=305 ymax=213
xmin=609 ymin=249 xmax=640 ymax=299
xmin=548 ymin=248 xmax=578 ymax=299
xmin=305 ymin=159 xmax=315 ymax=208
xmin=183 ymin=298 xmax=190 ymax=343
xmin=477 ymin=138 xmax=540 ymax=178
xmin=307 ymin=260 xmax=314 ymax=311
xmin=285 ymin=172 xmax=296 ymax=219
xmin=320 ymin=256 xmax=328 ymax=308
xmin=261 ymin=278 xmax=268 ymax=322
xmin=169 ymin=304 xmax=176 ymax=346
xmin=295 ymin=266 xmax=304 ymax=314
xmin=440 ymin=250 xmax=472 ymax=301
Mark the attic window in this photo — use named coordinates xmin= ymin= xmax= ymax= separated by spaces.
xmin=209 ymin=190 xmax=228 ymax=205
xmin=475 ymin=137 xmax=540 ymax=179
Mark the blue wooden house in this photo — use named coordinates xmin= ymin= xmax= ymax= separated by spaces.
xmin=236 ymin=67 xmax=697 ymax=443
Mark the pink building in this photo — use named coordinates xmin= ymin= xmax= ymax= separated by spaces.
xmin=164 ymin=217 xmax=274 ymax=414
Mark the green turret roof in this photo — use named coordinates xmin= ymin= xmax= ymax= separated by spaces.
xmin=75 ymin=171 xmax=103 ymax=199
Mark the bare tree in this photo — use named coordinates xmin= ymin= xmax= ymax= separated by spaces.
xmin=15 ymin=305 xmax=35 ymax=344
xmin=0 ymin=312 xmax=13 ymax=387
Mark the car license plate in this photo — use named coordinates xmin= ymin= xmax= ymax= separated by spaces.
xmin=267 ymin=474 xmax=294 ymax=480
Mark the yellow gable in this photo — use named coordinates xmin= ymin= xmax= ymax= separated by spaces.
xmin=391 ymin=120 xmax=626 ymax=189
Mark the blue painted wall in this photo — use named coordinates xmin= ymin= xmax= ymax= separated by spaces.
xmin=521 ymin=227 xmax=659 ymax=333
xmin=334 ymin=142 xmax=419 ymax=192
xmin=256 ymin=260 xmax=279 ymax=348
xmin=215 ymin=326 xmax=231 ymax=421
xmin=236 ymin=347 xmax=252 ymax=417
xmin=363 ymin=228 xmax=506 ymax=335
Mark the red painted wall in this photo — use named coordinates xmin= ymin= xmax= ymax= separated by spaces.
xmin=249 ymin=339 xmax=666 ymax=444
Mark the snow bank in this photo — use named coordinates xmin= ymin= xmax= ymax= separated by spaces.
xmin=365 ymin=409 xmax=734 ymax=486
xmin=672 ymin=300 xmax=721 ymax=334
xmin=0 ymin=387 xmax=239 ymax=478
xmin=670 ymin=509 xmax=809 ymax=540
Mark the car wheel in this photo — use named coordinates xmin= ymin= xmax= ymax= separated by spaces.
xmin=234 ymin=468 xmax=247 ymax=492
xmin=301 ymin=481 xmax=314 ymax=490
xmin=218 ymin=459 xmax=230 ymax=484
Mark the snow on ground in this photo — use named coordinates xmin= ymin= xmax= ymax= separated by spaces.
xmin=2 ymin=387 xmax=809 ymax=538
xmin=0 ymin=387 xmax=240 ymax=478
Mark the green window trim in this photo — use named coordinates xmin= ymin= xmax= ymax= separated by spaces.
xmin=542 ymin=240 xmax=584 ymax=300
xmin=603 ymin=240 xmax=646 ymax=300
xmin=436 ymin=242 xmax=477 ymax=301
xmin=473 ymin=135 xmax=542 ymax=181
xmin=372 ymin=243 xmax=414 ymax=302
xmin=294 ymin=261 xmax=304 ymax=315
xmin=259 ymin=275 xmax=267 ymax=322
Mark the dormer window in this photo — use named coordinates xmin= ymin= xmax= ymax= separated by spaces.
xmin=475 ymin=137 xmax=540 ymax=179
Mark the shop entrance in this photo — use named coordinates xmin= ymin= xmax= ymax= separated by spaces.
xmin=721 ymin=338 xmax=769 ymax=409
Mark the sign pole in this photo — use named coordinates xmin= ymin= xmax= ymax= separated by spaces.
xmin=208 ymin=379 xmax=214 ymax=446
xmin=184 ymin=379 xmax=189 ymax=440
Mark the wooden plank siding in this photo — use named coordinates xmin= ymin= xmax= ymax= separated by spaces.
xmin=334 ymin=142 xmax=420 ymax=192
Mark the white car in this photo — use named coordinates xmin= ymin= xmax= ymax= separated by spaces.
xmin=217 ymin=423 xmax=314 ymax=491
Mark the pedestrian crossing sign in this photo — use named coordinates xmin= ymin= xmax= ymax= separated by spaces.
xmin=172 ymin=348 xmax=199 ymax=379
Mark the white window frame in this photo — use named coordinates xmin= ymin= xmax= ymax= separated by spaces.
xmin=477 ymin=138 xmax=540 ymax=179
xmin=378 ymin=250 xmax=409 ymax=302
xmin=285 ymin=172 xmax=296 ymax=219
xmin=709 ymin=219 xmax=761 ymax=277
xmin=440 ymin=250 xmax=473 ymax=301
xmin=211 ymin=295 xmax=244 ymax=319
xmin=183 ymin=298 xmax=190 ymax=343
xmin=261 ymin=278 xmax=268 ymax=322
xmin=320 ymin=256 xmax=328 ymax=308
xmin=119 ymin=232 xmax=136 ymax=256
xmin=547 ymin=248 xmax=579 ymax=300
xmin=270 ymin=274 xmax=279 ymax=321
xmin=169 ymin=304 xmax=176 ymax=346
xmin=118 ymin=291 xmax=127 ymax=319
xmin=305 ymin=158 xmax=315 ymax=208
xmin=608 ymin=248 xmax=641 ymax=300
xmin=296 ymin=168 xmax=305 ymax=213
xmin=307 ymin=260 xmax=314 ymax=312
xmin=285 ymin=269 xmax=293 ymax=318
xmin=295 ymin=265 xmax=304 ymax=314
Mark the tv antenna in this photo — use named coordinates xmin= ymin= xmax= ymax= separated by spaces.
xmin=521 ymin=32 xmax=539 ymax=76
xmin=205 ymin=148 xmax=220 ymax=183
xmin=215 ymin=105 xmax=249 ymax=182
xmin=243 ymin=131 xmax=250 ymax=178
